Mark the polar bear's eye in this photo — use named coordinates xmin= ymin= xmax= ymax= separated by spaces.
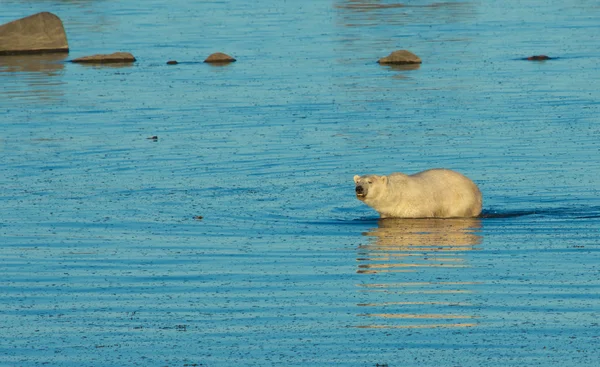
xmin=367 ymin=180 xmax=373 ymax=184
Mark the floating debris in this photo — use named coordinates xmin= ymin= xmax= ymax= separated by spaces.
xmin=526 ymin=55 xmax=552 ymax=61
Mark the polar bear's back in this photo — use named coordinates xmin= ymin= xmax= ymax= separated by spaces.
xmin=385 ymin=169 xmax=482 ymax=218
xmin=411 ymin=169 xmax=478 ymax=189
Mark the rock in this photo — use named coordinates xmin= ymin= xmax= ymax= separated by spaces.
xmin=377 ymin=50 xmax=422 ymax=65
xmin=0 ymin=12 xmax=69 ymax=55
xmin=204 ymin=52 xmax=236 ymax=63
xmin=526 ymin=55 xmax=552 ymax=61
xmin=166 ymin=60 xmax=178 ymax=65
xmin=71 ymin=52 xmax=136 ymax=64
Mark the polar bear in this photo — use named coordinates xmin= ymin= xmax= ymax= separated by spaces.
xmin=353 ymin=169 xmax=482 ymax=218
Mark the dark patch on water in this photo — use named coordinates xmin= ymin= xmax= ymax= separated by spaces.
xmin=479 ymin=209 xmax=537 ymax=218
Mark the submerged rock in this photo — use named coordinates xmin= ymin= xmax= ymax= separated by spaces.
xmin=204 ymin=52 xmax=236 ymax=63
xmin=378 ymin=50 xmax=422 ymax=65
xmin=0 ymin=12 xmax=69 ymax=55
xmin=71 ymin=52 xmax=136 ymax=64
xmin=166 ymin=60 xmax=178 ymax=65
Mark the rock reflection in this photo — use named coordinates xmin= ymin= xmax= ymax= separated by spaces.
xmin=0 ymin=53 xmax=67 ymax=74
xmin=335 ymin=0 xmax=476 ymax=27
xmin=384 ymin=63 xmax=421 ymax=72
xmin=0 ymin=54 xmax=67 ymax=102
xmin=356 ymin=218 xmax=482 ymax=328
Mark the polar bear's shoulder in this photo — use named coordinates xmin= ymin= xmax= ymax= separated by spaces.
xmin=387 ymin=172 xmax=410 ymax=182
xmin=411 ymin=168 xmax=454 ymax=177
xmin=388 ymin=172 xmax=409 ymax=178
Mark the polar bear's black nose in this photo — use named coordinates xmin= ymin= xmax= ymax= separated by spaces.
xmin=355 ymin=186 xmax=364 ymax=194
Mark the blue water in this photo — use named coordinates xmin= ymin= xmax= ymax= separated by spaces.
xmin=2 ymin=1 xmax=600 ymax=366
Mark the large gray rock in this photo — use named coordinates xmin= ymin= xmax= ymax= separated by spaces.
xmin=378 ymin=50 xmax=421 ymax=65
xmin=0 ymin=12 xmax=68 ymax=55
xmin=70 ymin=52 xmax=136 ymax=64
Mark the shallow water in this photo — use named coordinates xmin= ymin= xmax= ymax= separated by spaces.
xmin=2 ymin=1 xmax=600 ymax=366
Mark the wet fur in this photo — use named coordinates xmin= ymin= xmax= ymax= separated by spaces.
xmin=353 ymin=169 xmax=482 ymax=218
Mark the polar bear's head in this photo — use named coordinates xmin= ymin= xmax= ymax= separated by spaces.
xmin=353 ymin=174 xmax=388 ymax=201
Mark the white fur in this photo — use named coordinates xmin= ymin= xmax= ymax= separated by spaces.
xmin=353 ymin=169 xmax=482 ymax=218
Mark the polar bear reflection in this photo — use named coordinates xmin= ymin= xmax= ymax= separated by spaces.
xmin=356 ymin=218 xmax=482 ymax=329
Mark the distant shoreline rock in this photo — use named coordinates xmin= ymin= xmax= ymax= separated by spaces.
xmin=0 ymin=12 xmax=69 ymax=55
xmin=204 ymin=52 xmax=236 ymax=63
xmin=71 ymin=52 xmax=136 ymax=64
xmin=378 ymin=50 xmax=422 ymax=65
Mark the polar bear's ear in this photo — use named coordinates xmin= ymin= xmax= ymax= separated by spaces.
xmin=353 ymin=175 xmax=360 ymax=183
xmin=381 ymin=176 xmax=388 ymax=185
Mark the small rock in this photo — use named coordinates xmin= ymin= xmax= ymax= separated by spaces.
xmin=204 ymin=52 xmax=236 ymax=63
xmin=377 ymin=50 xmax=422 ymax=65
xmin=0 ymin=12 xmax=69 ymax=55
xmin=193 ymin=215 xmax=204 ymax=220
xmin=526 ymin=55 xmax=552 ymax=61
xmin=166 ymin=60 xmax=178 ymax=65
xmin=147 ymin=136 xmax=158 ymax=141
xmin=71 ymin=52 xmax=136 ymax=64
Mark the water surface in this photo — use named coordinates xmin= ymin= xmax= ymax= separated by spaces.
xmin=2 ymin=0 xmax=600 ymax=366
